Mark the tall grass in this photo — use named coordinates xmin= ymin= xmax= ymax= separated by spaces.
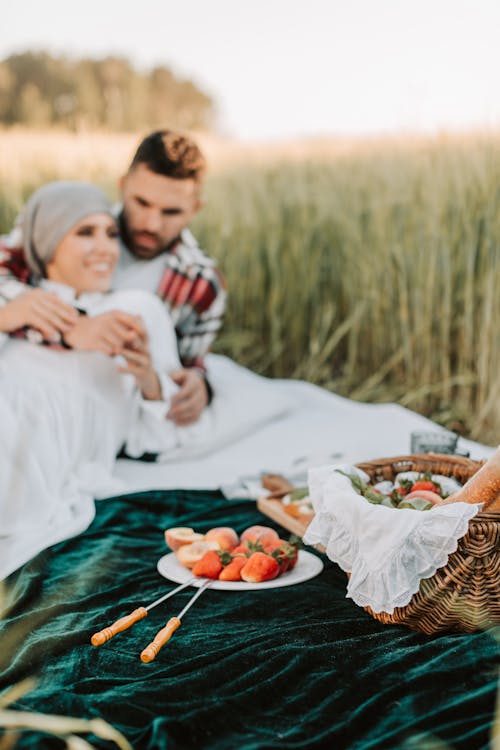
xmin=1 ymin=129 xmax=500 ymax=443
xmin=193 ymin=136 xmax=500 ymax=444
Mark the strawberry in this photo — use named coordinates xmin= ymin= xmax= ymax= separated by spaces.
xmin=192 ymin=550 xmax=225 ymax=579
xmin=231 ymin=543 xmax=250 ymax=556
xmin=233 ymin=538 xmax=272 ymax=556
xmin=259 ymin=536 xmax=283 ymax=554
xmin=410 ymin=480 xmax=440 ymax=494
xmin=240 ymin=552 xmax=280 ymax=583
xmin=286 ymin=545 xmax=299 ymax=570
xmin=218 ymin=555 xmax=247 ymax=581
xmin=258 ymin=536 xmax=293 ymax=564
xmin=262 ymin=539 xmax=295 ymax=572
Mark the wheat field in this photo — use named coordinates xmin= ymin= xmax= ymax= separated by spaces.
xmin=1 ymin=127 xmax=499 ymax=444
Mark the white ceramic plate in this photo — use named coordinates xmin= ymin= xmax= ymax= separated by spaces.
xmin=157 ymin=550 xmax=324 ymax=591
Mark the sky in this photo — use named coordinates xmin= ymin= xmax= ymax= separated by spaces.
xmin=1 ymin=0 xmax=499 ymax=141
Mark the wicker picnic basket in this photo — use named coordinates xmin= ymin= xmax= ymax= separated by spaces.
xmin=352 ymin=453 xmax=500 ymax=635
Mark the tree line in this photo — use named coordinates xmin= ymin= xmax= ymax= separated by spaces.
xmin=0 ymin=51 xmax=216 ymax=131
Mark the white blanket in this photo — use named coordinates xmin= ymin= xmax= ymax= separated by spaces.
xmin=1 ymin=351 xmax=492 ymax=580
xmin=114 ymin=354 xmax=494 ymax=493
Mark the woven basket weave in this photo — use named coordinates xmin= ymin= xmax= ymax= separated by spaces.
xmin=353 ymin=453 xmax=500 ymax=635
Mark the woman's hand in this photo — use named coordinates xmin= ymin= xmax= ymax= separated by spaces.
xmin=0 ymin=289 xmax=79 ymax=338
xmin=64 ymin=311 xmax=146 ymax=356
xmin=117 ymin=335 xmax=162 ymax=401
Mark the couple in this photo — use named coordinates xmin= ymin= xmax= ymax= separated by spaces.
xmin=0 ymin=129 xmax=226 ymax=426
xmin=0 ymin=131 xmax=226 ymax=579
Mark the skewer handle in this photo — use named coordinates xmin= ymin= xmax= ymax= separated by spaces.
xmin=140 ymin=617 xmax=181 ymax=663
xmin=91 ymin=607 xmax=148 ymax=646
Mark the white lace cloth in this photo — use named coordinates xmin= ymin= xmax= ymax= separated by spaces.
xmin=302 ymin=464 xmax=482 ymax=614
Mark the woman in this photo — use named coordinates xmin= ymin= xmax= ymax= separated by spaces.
xmin=0 ymin=181 xmax=210 ymax=578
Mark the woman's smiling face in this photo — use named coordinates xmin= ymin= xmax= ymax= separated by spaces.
xmin=46 ymin=213 xmax=120 ymax=294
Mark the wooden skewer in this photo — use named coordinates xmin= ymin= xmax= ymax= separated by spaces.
xmin=140 ymin=580 xmax=212 ymax=663
xmin=90 ymin=578 xmax=196 ymax=646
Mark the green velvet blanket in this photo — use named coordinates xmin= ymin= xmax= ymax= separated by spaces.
xmin=0 ymin=490 xmax=498 ymax=749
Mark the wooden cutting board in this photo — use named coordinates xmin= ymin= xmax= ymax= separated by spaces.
xmin=257 ymin=496 xmax=327 ymax=554
xmin=256 ymin=496 xmax=314 ymax=538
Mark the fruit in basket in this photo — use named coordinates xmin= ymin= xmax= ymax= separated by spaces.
xmin=398 ymin=497 xmax=433 ymax=511
xmin=164 ymin=527 xmax=205 ymax=551
xmin=218 ymin=555 xmax=247 ymax=581
xmin=240 ymin=525 xmax=279 ymax=544
xmin=241 ymin=552 xmax=280 ymax=582
xmin=337 ymin=468 xmax=463 ymax=510
xmin=205 ymin=526 xmax=239 ymax=552
xmin=176 ymin=540 xmax=220 ymax=568
xmin=404 ymin=490 xmax=444 ymax=506
xmin=410 ymin=480 xmax=441 ymax=494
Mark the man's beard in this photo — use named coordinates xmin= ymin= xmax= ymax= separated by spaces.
xmin=130 ymin=231 xmax=163 ymax=259
xmin=119 ymin=212 xmax=180 ymax=259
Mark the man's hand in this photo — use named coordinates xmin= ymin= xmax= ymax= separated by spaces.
xmin=167 ymin=368 xmax=209 ymax=426
xmin=0 ymin=288 xmax=79 ymax=339
xmin=64 ymin=311 xmax=146 ymax=356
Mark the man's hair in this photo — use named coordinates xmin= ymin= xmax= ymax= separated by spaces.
xmin=129 ymin=130 xmax=206 ymax=183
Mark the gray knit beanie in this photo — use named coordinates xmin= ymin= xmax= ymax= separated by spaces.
xmin=21 ymin=181 xmax=114 ymax=277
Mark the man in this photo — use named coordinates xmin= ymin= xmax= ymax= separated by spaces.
xmin=0 ymin=130 xmax=226 ymax=426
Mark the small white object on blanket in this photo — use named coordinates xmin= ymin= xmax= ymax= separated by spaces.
xmin=302 ymin=464 xmax=482 ymax=614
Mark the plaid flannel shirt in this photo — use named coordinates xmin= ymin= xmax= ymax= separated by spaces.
xmin=145 ymin=229 xmax=226 ymax=369
xmin=0 ymin=227 xmax=226 ymax=370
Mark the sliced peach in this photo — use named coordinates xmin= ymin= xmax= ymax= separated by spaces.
xmin=164 ymin=527 xmax=205 ymax=551
xmin=205 ymin=526 xmax=239 ymax=552
xmin=176 ymin=540 xmax=220 ymax=569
